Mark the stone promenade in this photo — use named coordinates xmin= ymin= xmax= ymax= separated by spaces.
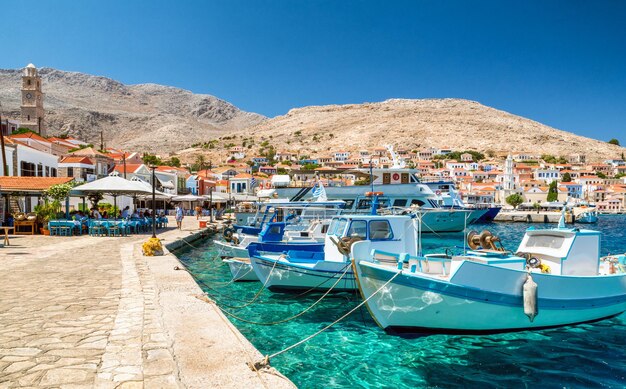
xmin=0 ymin=218 xmax=294 ymax=388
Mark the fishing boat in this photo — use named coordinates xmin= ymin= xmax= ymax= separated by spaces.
xmin=222 ymin=257 xmax=259 ymax=281
xmin=352 ymin=211 xmax=626 ymax=333
xmin=248 ymin=195 xmax=470 ymax=291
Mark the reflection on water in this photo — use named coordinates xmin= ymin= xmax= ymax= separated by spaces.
xmin=176 ymin=216 xmax=626 ymax=388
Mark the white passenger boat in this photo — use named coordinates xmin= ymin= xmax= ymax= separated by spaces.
xmin=352 ymin=212 xmax=626 ymax=333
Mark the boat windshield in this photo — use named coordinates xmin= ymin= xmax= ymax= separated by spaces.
xmin=525 ymin=234 xmax=566 ymax=250
xmin=328 ymin=218 xmax=348 ymax=236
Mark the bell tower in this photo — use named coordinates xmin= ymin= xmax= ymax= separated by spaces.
xmin=20 ymin=63 xmax=46 ymax=137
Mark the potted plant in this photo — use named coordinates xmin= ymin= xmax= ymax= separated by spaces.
xmin=34 ymin=201 xmax=59 ymax=235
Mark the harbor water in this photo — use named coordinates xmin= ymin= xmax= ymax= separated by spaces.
xmin=175 ymin=215 xmax=626 ymax=388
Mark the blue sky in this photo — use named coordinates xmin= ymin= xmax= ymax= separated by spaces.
xmin=1 ymin=0 xmax=625 ymax=143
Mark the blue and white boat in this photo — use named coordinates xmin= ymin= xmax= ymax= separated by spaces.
xmin=352 ymin=212 xmax=626 ymax=333
xmin=247 ymin=194 xmax=453 ymax=291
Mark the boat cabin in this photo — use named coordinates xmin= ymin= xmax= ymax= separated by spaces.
xmin=324 ymin=214 xmax=418 ymax=263
xmin=515 ymin=227 xmax=601 ymax=276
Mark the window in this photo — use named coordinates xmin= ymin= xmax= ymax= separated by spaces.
xmin=45 ymin=166 xmax=50 ymax=177
xmin=37 ymin=164 xmax=43 ymax=177
xmin=67 ymin=167 xmax=74 ymax=177
xmin=393 ymin=199 xmax=408 ymax=207
xmin=20 ymin=161 xmax=36 ymax=176
xmin=410 ymin=199 xmax=425 ymax=207
xmin=369 ymin=220 xmax=393 ymax=240
xmin=329 ymin=218 xmax=347 ymax=236
xmin=347 ymin=220 xmax=367 ymax=239
xmin=50 ymin=168 xmax=57 ymax=177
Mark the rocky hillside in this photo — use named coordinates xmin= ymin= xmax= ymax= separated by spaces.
xmin=0 ymin=68 xmax=266 ymax=153
xmin=1 ymin=67 xmax=623 ymax=162
xmin=237 ymin=99 xmax=624 ymax=162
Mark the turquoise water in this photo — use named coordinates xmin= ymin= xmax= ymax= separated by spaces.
xmin=175 ymin=216 xmax=626 ymax=388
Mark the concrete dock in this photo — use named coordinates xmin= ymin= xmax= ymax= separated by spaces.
xmin=494 ymin=211 xmax=575 ymax=223
xmin=0 ymin=217 xmax=294 ymax=388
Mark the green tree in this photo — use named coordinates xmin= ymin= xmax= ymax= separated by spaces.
xmin=142 ymin=154 xmax=162 ymax=166
xmin=547 ymin=180 xmax=559 ymax=202
xmin=561 ymin=172 xmax=572 ymax=182
xmin=532 ymin=202 xmax=541 ymax=214
xmin=505 ymin=193 xmax=524 ymax=209
xmin=597 ymin=172 xmax=607 ymax=179
xmin=608 ymin=138 xmax=620 ymax=146
xmin=166 ymin=157 xmax=181 ymax=167
xmin=301 ymin=163 xmax=319 ymax=171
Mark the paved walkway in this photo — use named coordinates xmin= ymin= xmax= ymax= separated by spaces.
xmin=0 ymin=218 xmax=293 ymax=388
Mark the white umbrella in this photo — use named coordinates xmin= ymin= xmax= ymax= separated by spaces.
xmin=71 ymin=176 xmax=155 ymax=219
xmin=171 ymin=194 xmax=207 ymax=202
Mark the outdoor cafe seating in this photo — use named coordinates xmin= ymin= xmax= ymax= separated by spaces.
xmin=47 ymin=216 xmax=168 ymax=237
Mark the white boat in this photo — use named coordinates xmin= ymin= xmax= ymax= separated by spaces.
xmin=352 ymin=213 xmax=626 ymax=333
xmin=223 ymin=257 xmax=259 ymax=281
xmin=267 ymin=167 xmax=488 ymax=231
xmin=249 ymin=207 xmax=424 ymax=291
xmin=574 ymin=207 xmax=599 ymax=224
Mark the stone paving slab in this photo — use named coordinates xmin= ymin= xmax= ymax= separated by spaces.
xmin=0 ymin=218 xmax=294 ymax=388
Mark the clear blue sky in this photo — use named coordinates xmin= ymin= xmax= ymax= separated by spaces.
xmin=2 ymin=0 xmax=625 ymax=143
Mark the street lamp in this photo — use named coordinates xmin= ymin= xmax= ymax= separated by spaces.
xmin=149 ymin=165 xmax=157 ymax=238
xmin=208 ymin=161 xmax=213 ymax=222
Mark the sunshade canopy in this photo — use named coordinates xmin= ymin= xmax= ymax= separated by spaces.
xmin=71 ymin=176 xmax=153 ymax=196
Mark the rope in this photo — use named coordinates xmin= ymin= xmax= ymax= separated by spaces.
xmin=214 ymin=258 xmax=279 ymax=310
xmin=219 ymin=264 xmax=352 ymax=326
xmin=262 ymin=268 xmax=403 ymax=363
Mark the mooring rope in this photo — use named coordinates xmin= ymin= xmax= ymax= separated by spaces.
xmin=219 ymin=264 xmax=352 ymax=326
xmin=256 ymin=268 xmax=403 ymax=366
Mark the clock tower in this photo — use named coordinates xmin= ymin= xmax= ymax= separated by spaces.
xmin=20 ymin=63 xmax=46 ymax=137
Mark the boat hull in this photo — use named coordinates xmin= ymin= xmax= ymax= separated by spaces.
xmin=214 ymin=240 xmax=251 ymax=258
xmin=477 ymin=206 xmax=501 ymax=222
xmin=223 ymin=258 xmax=259 ymax=281
xmin=356 ymin=261 xmax=626 ymax=333
xmin=250 ymin=255 xmax=356 ymax=291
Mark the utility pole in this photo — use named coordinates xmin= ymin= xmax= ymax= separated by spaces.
xmin=0 ymin=102 xmax=8 ymax=176
xmin=123 ymin=154 xmax=127 ymax=179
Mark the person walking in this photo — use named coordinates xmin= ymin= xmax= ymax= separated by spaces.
xmin=175 ymin=204 xmax=184 ymax=230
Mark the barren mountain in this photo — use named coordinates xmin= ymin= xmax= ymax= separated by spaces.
xmin=1 ymin=67 xmax=623 ymax=162
xmin=0 ymin=68 xmax=266 ymax=153
xmin=237 ymin=99 xmax=625 ymax=162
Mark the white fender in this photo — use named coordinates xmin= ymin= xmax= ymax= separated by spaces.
xmin=523 ymin=274 xmax=538 ymax=322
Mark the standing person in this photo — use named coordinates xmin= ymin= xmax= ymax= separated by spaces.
xmin=195 ymin=205 xmax=202 ymax=220
xmin=175 ymin=204 xmax=184 ymax=230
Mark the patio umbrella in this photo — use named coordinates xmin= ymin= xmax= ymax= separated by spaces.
xmin=71 ymin=176 xmax=154 ymax=219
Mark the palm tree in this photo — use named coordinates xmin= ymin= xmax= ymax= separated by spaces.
xmin=195 ymin=154 xmax=206 ymax=171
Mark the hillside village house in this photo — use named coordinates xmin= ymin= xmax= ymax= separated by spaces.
xmin=229 ymin=173 xmax=254 ymax=194
xmin=1 ymin=137 xmax=59 ymax=177
xmin=534 ymin=168 xmax=561 ymax=183
xmin=9 ymin=132 xmax=71 ymax=157
xmin=0 ymin=119 xmax=20 ymax=136
xmin=58 ymin=156 xmax=96 ymax=182
xmin=67 ymin=147 xmax=114 ymax=178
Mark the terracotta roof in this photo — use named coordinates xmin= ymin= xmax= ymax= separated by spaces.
xmin=10 ymin=132 xmax=50 ymax=143
xmin=232 ymin=173 xmax=252 ymax=179
xmin=60 ymin=156 xmax=94 ymax=165
xmin=69 ymin=147 xmax=111 ymax=158
xmin=113 ymin=163 xmax=144 ymax=173
xmin=0 ymin=177 xmax=74 ymax=192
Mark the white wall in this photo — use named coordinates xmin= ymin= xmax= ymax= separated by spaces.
xmin=16 ymin=144 xmax=59 ymax=176
xmin=0 ymin=147 xmax=15 ymax=176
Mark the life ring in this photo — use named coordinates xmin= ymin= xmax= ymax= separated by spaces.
xmin=435 ymin=190 xmax=442 ymax=196
xmin=365 ymin=191 xmax=384 ymax=197
xmin=223 ymin=227 xmax=235 ymax=241
xmin=392 ymin=173 xmax=400 ymax=181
